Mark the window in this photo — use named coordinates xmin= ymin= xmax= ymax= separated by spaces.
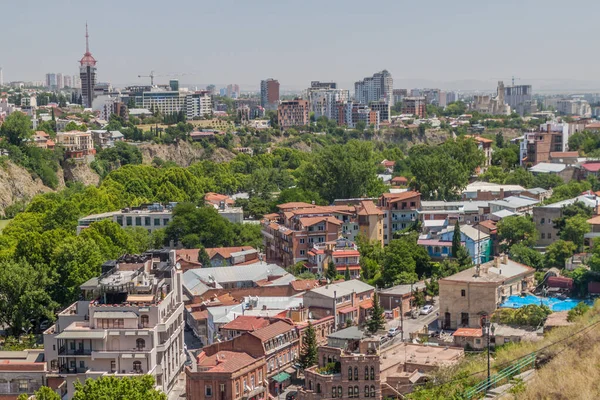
xmin=370 ymin=385 xmax=375 ymax=398
xmin=126 ymin=216 xmax=132 ymax=226
xmin=370 ymin=367 xmax=374 ymax=380
xmin=349 ymin=386 xmax=354 ymax=398
xmin=163 ymin=218 xmax=169 ymax=226
xmin=300 ymin=238 xmax=305 ymax=244
xmin=154 ymin=218 xmax=160 ymax=226
xmin=365 ymin=366 xmax=369 ymax=380
xmin=461 ymin=312 xmax=469 ymax=326
xmin=365 ymin=385 xmax=370 ymax=397
xmin=133 ymin=361 xmax=142 ymax=373
xmin=337 ymin=386 xmax=342 ymax=397
xmin=461 ymin=289 xmax=466 ymax=297
xmin=116 ymin=216 xmax=123 ymax=226
xmin=251 ymin=375 xmax=255 ymax=388
xmin=541 ymin=218 xmax=545 ymax=225
xmin=475 ymin=339 xmax=481 ymax=345
xmin=317 ymin=383 xmax=321 ymax=394
xmin=80 ymin=361 xmax=85 ymax=369
xmin=205 ymin=385 xmax=213 ymax=397
xmin=136 ymin=338 xmax=145 ymax=350
xmin=18 ymin=380 xmax=28 ymax=392
xmin=300 ymin=250 xmax=305 ymax=256
xmin=220 ymin=384 xmax=225 ymax=393
xmin=110 ymin=360 xmax=116 ymax=372
xmin=548 ymin=233 xmax=551 ymax=239
xmin=348 ymin=367 xmax=353 ymax=380
xmin=144 ymin=216 xmax=151 ymax=226
xmin=354 ymin=386 xmax=359 ymax=398
xmin=236 ymin=382 xmax=240 ymax=396
xmin=141 ymin=315 xmax=149 ymax=328
xmin=332 ymin=387 xmax=337 ymax=398
xmin=135 ymin=217 xmax=142 ymax=226
xmin=541 ymin=233 xmax=545 ymax=239
xmin=354 ymin=367 xmax=358 ymax=381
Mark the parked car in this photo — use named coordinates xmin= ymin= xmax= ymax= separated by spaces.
xmin=286 ymin=391 xmax=298 ymax=400
xmin=387 ymin=327 xmax=400 ymax=337
xmin=420 ymin=305 xmax=434 ymax=315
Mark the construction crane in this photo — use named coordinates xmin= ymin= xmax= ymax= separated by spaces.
xmin=511 ymin=76 xmax=521 ymax=86
xmin=138 ymin=70 xmax=156 ymax=85
xmin=138 ymin=71 xmax=189 ymax=86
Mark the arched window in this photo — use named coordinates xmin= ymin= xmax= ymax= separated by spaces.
xmin=133 ymin=361 xmax=142 ymax=373
xmin=434 ymin=246 xmax=440 ymax=254
xmin=141 ymin=315 xmax=149 ymax=327
xmin=332 ymin=387 xmax=337 ymax=398
xmin=308 ymin=381 xmax=313 ymax=390
xmin=316 ymin=383 xmax=321 ymax=394
xmin=370 ymin=385 xmax=375 ymax=398
xmin=370 ymin=367 xmax=374 ymax=380
xmin=354 ymin=367 xmax=358 ymax=381
xmin=136 ymin=338 xmax=145 ymax=350
xmin=365 ymin=366 xmax=369 ymax=380
xmin=337 ymin=386 xmax=342 ymax=397
xmin=348 ymin=367 xmax=353 ymax=380
xmin=365 ymin=385 xmax=370 ymax=397
xmin=323 ymin=356 xmax=327 ymax=366
xmin=354 ymin=386 xmax=359 ymax=398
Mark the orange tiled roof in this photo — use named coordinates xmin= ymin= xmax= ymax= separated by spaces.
xmin=277 ymin=202 xmax=316 ymax=210
xmin=381 ymin=191 xmax=420 ymax=202
xmin=205 ymin=246 xmax=254 ymax=259
xmin=357 ymin=200 xmax=384 ymax=216
xmin=299 ymin=216 xmax=342 ymax=227
xmin=550 ymin=151 xmax=579 ymax=158
xmin=250 ymin=320 xmax=295 ymax=341
xmin=453 ymin=328 xmax=483 ymax=337
xmin=198 ymin=351 xmax=259 ymax=373
xmin=205 ymin=192 xmax=235 ymax=205
xmin=222 ymin=316 xmax=270 ymax=332
xmin=290 ymin=279 xmax=320 ymax=291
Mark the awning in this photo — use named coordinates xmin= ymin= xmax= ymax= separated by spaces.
xmin=56 ymin=331 xmax=106 ymax=340
xmin=93 ymin=311 xmax=138 ymax=319
xmin=271 ymin=372 xmax=290 ymax=383
xmin=338 ymin=306 xmax=357 ymax=314
xmin=359 ymin=300 xmax=373 ymax=309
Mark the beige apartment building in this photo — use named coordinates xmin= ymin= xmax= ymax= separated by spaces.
xmin=43 ymin=252 xmax=185 ymax=399
xmin=56 ymin=131 xmax=96 ymax=160
xmin=438 ymin=256 xmax=535 ymax=330
xmin=277 ymin=99 xmax=309 ymax=128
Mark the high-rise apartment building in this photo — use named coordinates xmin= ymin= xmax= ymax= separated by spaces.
xmin=354 ymin=70 xmax=393 ymax=105
xmin=186 ymin=91 xmax=213 ymax=119
xmin=393 ymin=89 xmax=407 ymax=105
xmin=277 ymin=99 xmax=309 ymax=128
xmin=504 ymin=85 xmax=534 ymax=116
xmin=260 ymin=78 xmax=280 ymax=110
xmin=45 ymin=73 xmax=57 ymax=89
xmin=226 ymin=84 xmax=240 ymax=98
xmin=63 ymin=75 xmax=72 ymax=88
xmin=401 ymin=97 xmax=426 ymax=118
xmin=56 ymin=73 xmax=64 ymax=90
xmin=79 ymin=24 xmax=97 ymax=108
xmin=307 ymin=85 xmax=349 ymax=120
xmin=43 ymin=252 xmax=186 ymax=399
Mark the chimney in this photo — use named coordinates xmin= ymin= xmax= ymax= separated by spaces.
xmin=502 ymin=254 xmax=508 ymax=264
xmin=547 ymin=123 xmax=551 ymax=133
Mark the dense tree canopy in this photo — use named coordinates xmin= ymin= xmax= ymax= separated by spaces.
xmin=497 ymin=215 xmax=538 ymax=252
xmin=72 ymin=376 xmax=166 ymax=400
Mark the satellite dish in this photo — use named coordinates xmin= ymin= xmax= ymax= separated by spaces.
xmin=175 ymin=262 xmax=181 ymax=270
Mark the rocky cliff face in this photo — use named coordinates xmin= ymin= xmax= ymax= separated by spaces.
xmin=62 ymin=162 xmax=100 ymax=186
xmin=0 ymin=162 xmax=56 ymax=212
xmin=138 ymin=141 xmax=236 ymax=166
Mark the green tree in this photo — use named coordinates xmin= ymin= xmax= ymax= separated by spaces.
xmin=72 ymin=375 xmax=166 ymax=400
xmin=0 ymin=111 xmax=32 ymax=146
xmin=198 ymin=245 xmax=212 ymax=266
xmin=567 ymin=302 xmax=590 ymax=322
xmin=0 ymin=260 xmax=57 ymax=335
xmin=544 ymin=240 xmax=577 ymax=268
xmin=18 ymin=386 xmax=61 ymax=400
xmin=559 ymin=215 xmax=590 ymax=250
xmin=366 ymin=291 xmax=385 ymax=334
xmin=504 ymin=168 xmax=534 ymax=187
xmin=509 ymin=243 xmax=544 ymax=270
xmin=344 ymin=265 xmax=351 ymax=281
xmin=532 ymin=173 xmax=564 ymax=189
xmin=451 ymin=221 xmax=461 ymax=258
xmin=497 ymin=215 xmax=537 ymax=252
xmin=455 ymin=245 xmax=473 ymax=269
xmin=296 ymin=140 xmax=384 ymax=202
xmin=380 ymin=236 xmax=421 ymax=286
xmin=298 ymin=322 xmax=318 ymax=369
xmin=326 ymin=261 xmax=338 ymax=281
xmin=165 ymin=203 xmax=236 ymax=248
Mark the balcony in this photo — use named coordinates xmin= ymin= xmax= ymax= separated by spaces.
xmin=58 ymin=366 xmax=89 ymax=374
xmin=58 ymin=346 xmax=93 ymax=356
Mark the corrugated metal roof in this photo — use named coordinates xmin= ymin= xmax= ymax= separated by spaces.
xmin=308 ymin=279 xmax=374 ymax=299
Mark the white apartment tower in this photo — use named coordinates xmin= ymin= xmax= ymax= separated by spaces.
xmin=43 ymin=251 xmax=186 ymax=399
xmin=354 ymin=70 xmax=393 ymax=105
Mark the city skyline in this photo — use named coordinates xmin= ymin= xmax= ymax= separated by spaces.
xmin=1 ymin=0 xmax=600 ymax=91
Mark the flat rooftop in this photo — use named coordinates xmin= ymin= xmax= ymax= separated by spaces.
xmin=380 ymin=342 xmax=464 ymax=372
xmin=441 ymin=258 xmax=534 ymax=284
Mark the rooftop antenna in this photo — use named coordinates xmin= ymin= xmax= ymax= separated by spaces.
xmin=85 ymin=22 xmax=90 ymax=54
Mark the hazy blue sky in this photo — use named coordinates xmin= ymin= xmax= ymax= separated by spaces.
xmin=2 ymin=0 xmax=599 ymax=91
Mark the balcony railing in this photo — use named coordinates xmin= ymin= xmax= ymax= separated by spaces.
xmin=58 ymin=347 xmax=93 ymax=356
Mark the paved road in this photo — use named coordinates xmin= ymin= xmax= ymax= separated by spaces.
xmin=385 ymin=297 xmax=440 ymax=341
xmin=168 ymin=372 xmax=187 ymax=400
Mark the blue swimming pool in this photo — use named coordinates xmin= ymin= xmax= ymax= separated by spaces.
xmin=500 ymin=294 xmax=592 ymax=312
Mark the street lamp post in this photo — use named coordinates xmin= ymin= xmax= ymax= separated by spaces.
xmin=483 ymin=316 xmax=496 ymax=392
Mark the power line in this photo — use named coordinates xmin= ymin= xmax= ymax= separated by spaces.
xmin=408 ymin=318 xmax=600 ymax=391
